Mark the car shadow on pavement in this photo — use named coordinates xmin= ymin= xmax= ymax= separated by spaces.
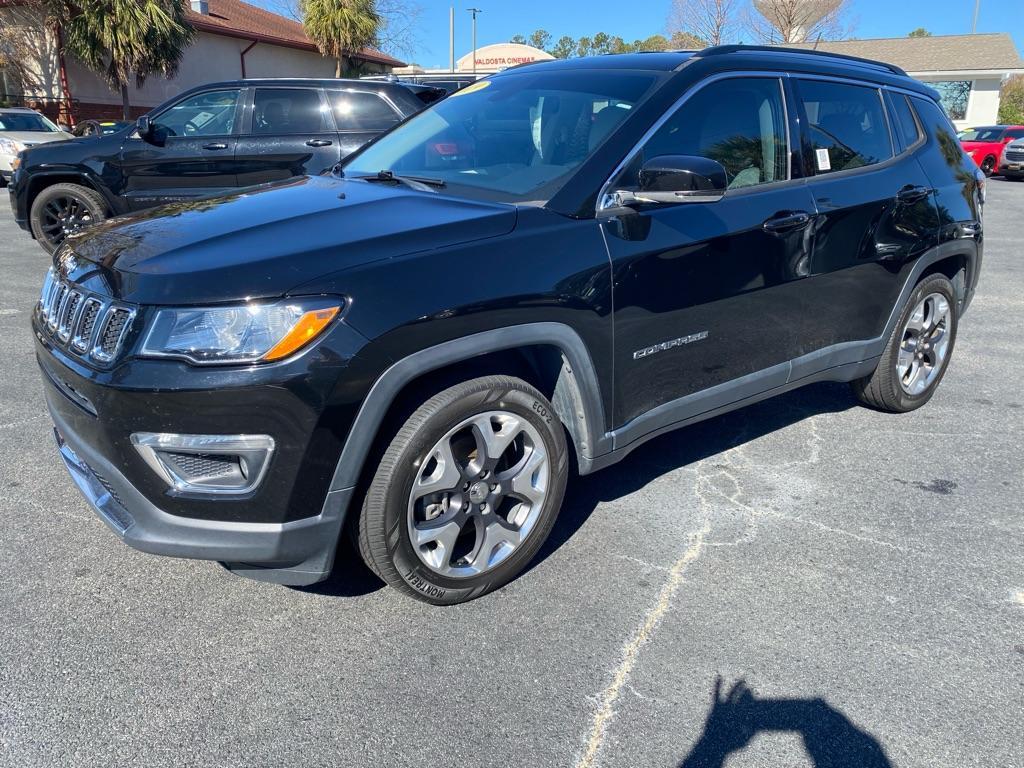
xmin=530 ymin=380 xmax=860 ymax=572
xmin=678 ymin=676 xmax=892 ymax=767
xmin=303 ymin=381 xmax=859 ymax=598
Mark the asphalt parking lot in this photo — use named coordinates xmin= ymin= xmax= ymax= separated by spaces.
xmin=1 ymin=180 xmax=1022 ymax=768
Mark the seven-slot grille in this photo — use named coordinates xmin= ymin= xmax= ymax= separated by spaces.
xmin=38 ymin=268 xmax=135 ymax=365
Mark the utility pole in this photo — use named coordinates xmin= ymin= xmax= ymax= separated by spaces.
xmin=972 ymin=0 xmax=980 ymax=32
xmin=449 ymin=7 xmax=455 ymax=72
xmin=467 ymin=8 xmax=482 ymax=74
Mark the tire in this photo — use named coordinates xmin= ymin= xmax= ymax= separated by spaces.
xmin=980 ymin=156 xmax=996 ymax=176
xmin=29 ymin=182 xmax=108 ymax=254
xmin=357 ymin=375 xmax=569 ymax=605
xmin=851 ymin=273 xmax=958 ymax=413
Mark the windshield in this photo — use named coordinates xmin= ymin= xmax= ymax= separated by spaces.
xmin=0 ymin=112 xmax=60 ymax=132
xmin=344 ymin=70 xmax=659 ymax=203
xmin=959 ymin=127 xmax=1004 ymax=142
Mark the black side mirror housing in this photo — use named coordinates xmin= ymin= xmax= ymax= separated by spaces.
xmin=136 ymin=115 xmax=153 ymax=141
xmin=613 ymin=155 xmax=728 ymax=207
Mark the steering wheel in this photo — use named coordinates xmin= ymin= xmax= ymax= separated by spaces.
xmin=183 ymin=120 xmax=199 ymax=136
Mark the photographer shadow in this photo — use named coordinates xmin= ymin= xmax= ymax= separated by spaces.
xmin=680 ymin=677 xmax=892 ymax=768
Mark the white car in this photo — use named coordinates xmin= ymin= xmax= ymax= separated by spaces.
xmin=0 ymin=107 xmax=74 ymax=186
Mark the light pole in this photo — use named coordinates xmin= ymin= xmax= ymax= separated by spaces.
xmin=972 ymin=0 xmax=980 ymax=32
xmin=467 ymin=8 xmax=482 ymax=74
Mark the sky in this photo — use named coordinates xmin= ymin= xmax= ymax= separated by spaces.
xmin=255 ymin=0 xmax=1023 ymax=69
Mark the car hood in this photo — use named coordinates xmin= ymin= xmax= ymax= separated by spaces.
xmin=64 ymin=175 xmax=518 ymax=305
xmin=1 ymin=130 xmax=74 ymax=148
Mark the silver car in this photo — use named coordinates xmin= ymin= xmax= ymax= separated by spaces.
xmin=0 ymin=107 xmax=74 ymax=186
xmin=999 ymin=137 xmax=1024 ymax=180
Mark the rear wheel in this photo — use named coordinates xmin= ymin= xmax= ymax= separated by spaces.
xmin=357 ymin=376 xmax=568 ymax=604
xmin=29 ymin=183 xmax=107 ymax=254
xmin=851 ymin=274 xmax=957 ymax=413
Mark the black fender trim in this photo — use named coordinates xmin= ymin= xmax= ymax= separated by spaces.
xmin=324 ymin=322 xmax=611 ymax=495
xmin=25 ymin=168 xmax=121 ymax=216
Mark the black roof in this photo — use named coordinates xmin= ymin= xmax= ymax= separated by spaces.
xmin=493 ymin=45 xmax=930 ymax=94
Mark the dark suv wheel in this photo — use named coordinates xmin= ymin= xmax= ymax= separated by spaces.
xmin=851 ymin=273 xmax=958 ymax=412
xmin=357 ymin=376 xmax=569 ymax=604
xmin=29 ymin=183 xmax=108 ymax=254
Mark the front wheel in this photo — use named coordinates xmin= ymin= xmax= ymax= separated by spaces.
xmin=980 ymin=156 xmax=996 ymax=176
xmin=851 ymin=274 xmax=958 ymax=413
xmin=357 ymin=376 xmax=568 ymax=604
xmin=29 ymin=182 xmax=108 ymax=254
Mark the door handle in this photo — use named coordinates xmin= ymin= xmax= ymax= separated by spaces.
xmin=305 ymin=139 xmax=333 ymax=147
xmin=897 ymin=185 xmax=931 ymax=204
xmin=762 ymin=211 xmax=811 ymax=234
xmin=202 ymin=142 xmax=228 ymax=150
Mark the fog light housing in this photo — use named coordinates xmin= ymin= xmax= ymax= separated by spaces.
xmin=130 ymin=433 xmax=275 ymax=495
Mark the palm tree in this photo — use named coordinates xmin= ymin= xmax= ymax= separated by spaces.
xmin=57 ymin=0 xmax=195 ymax=120
xmin=301 ymin=0 xmax=382 ymax=78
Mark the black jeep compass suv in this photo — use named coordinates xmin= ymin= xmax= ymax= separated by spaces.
xmin=33 ymin=47 xmax=983 ymax=604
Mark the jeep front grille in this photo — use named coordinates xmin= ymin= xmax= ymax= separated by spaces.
xmin=38 ymin=268 xmax=136 ymax=366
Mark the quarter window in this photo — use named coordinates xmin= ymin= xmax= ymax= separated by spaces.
xmin=154 ymin=89 xmax=240 ymax=137
xmin=328 ymin=90 xmax=401 ymax=131
xmin=252 ymin=88 xmax=329 ymax=134
xmin=889 ymin=93 xmax=922 ymax=150
xmin=798 ymin=79 xmax=892 ymax=174
xmin=629 ymin=77 xmax=789 ymax=190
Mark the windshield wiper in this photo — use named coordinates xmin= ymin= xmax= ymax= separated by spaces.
xmin=356 ymin=169 xmax=446 ymax=192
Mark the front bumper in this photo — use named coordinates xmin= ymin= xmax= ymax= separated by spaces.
xmin=49 ymin=397 xmax=352 ymax=585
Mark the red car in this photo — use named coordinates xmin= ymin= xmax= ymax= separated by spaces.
xmin=959 ymin=125 xmax=1024 ymax=175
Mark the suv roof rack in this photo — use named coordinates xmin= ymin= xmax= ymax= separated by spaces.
xmin=695 ymin=44 xmax=908 ymax=77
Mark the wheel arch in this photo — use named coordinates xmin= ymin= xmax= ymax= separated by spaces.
xmin=326 ymin=323 xmax=611 ymax=495
xmin=26 ymin=171 xmax=115 ymax=221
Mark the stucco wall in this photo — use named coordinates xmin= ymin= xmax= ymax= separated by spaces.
xmin=65 ymin=31 xmax=343 ymax=111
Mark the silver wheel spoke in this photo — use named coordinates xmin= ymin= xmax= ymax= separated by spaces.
xmin=896 ymin=292 xmax=952 ymax=396
xmin=508 ymin=447 xmax=547 ymax=506
xmin=472 ymin=520 xmax=520 ymax=571
xmin=469 ymin=413 xmax=522 ymax=471
xmin=412 ymin=437 xmax=462 ymax=500
xmin=414 ymin=520 xmax=462 ymax=570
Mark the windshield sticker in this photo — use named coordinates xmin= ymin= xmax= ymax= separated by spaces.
xmin=451 ymin=80 xmax=491 ymax=97
xmin=815 ymin=148 xmax=831 ymax=171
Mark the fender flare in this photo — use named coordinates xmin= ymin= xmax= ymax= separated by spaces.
xmin=326 ymin=322 xmax=611 ymax=494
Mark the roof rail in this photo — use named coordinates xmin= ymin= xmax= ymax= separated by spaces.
xmin=695 ymin=44 xmax=907 ymax=77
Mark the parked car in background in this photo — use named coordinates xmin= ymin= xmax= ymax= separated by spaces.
xmin=361 ymin=72 xmax=484 ymax=94
xmin=998 ymin=137 xmax=1024 ymax=179
xmin=33 ymin=46 xmax=983 ymax=603
xmin=959 ymin=125 xmax=1024 ymax=175
xmin=72 ymin=120 xmax=133 ymax=137
xmin=0 ymin=107 xmax=74 ymax=187
xmin=8 ymin=78 xmax=428 ymax=252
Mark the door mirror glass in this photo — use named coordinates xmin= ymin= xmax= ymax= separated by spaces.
xmin=615 ymin=155 xmax=727 ymax=206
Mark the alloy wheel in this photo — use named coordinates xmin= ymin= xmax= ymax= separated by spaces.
xmin=406 ymin=410 xmax=549 ymax=578
xmin=897 ymin=292 xmax=951 ymax=395
xmin=38 ymin=195 xmax=97 ymax=249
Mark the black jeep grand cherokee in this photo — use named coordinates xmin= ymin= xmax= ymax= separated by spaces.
xmin=34 ymin=47 xmax=983 ymax=604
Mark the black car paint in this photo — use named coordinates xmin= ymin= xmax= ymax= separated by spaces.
xmin=8 ymin=78 xmax=425 ymax=227
xmin=31 ymin=49 xmax=983 ymax=583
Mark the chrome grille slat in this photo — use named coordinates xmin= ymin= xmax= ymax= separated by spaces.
xmin=37 ymin=269 xmax=135 ymax=366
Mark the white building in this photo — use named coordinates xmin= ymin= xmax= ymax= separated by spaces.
xmin=393 ymin=42 xmax=554 ymax=77
xmin=0 ymin=0 xmax=404 ymax=124
xmin=789 ymin=34 xmax=1024 ymax=129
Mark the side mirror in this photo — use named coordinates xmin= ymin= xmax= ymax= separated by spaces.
xmin=614 ymin=155 xmax=727 ymax=207
xmin=136 ymin=115 xmax=152 ymax=141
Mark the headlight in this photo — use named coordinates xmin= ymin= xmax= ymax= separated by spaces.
xmin=0 ymin=137 xmax=25 ymax=156
xmin=140 ymin=299 xmax=341 ymax=365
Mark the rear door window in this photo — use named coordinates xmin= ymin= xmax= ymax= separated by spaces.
xmin=328 ymin=91 xmax=402 ymax=132
xmin=251 ymin=88 xmax=329 ymax=134
xmin=889 ymin=92 xmax=922 ymax=151
xmin=797 ymin=79 xmax=893 ymax=173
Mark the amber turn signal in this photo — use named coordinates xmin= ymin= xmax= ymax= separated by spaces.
xmin=263 ymin=306 xmax=340 ymax=361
